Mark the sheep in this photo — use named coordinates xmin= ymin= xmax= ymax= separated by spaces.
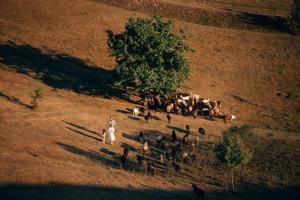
xmin=166 ymin=103 xmax=174 ymax=113
xmin=230 ymin=114 xmax=236 ymax=121
xmin=180 ymin=94 xmax=190 ymax=101
xmin=192 ymin=184 xmax=206 ymax=199
xmin=175 ymin=106 xmax=182 ymax=115
xmin=132 ymin=107 xmax=139 ymax=118
xmin=166 ymin=114 xmax=171 ymax=123
xmin=172 ymin=130 xmax=177 ymax=142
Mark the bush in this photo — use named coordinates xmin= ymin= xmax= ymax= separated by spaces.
xmin=30 ymin=89 xmax=44 ymax=109
xmin=107 ymin=16 xmax=193 ymax=95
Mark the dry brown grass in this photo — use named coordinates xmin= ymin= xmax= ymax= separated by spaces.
xmin=0 ymin=0 xmax=299 ymax=199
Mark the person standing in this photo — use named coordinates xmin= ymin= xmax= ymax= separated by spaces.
xmin=106 ymin=116 xmax=116 ymax=145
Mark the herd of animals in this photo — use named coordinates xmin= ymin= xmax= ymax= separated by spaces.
xmin=133 ymin=91 xmax=236 ymax=124
xmin=119 ymin=92 xmax=237 ymax=199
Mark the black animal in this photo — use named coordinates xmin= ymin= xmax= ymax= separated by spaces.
xmin=121 ymin=147 xmax=130 ymax=168
xmin=120 ymin=154 xmax=128 ymax=168
xmin=186 ymin=125 xmax=191 ymax=135
xmin=147 ymin=162 xmax=155 ymax=176
xmin=144 ymin=111 xmax=152 ymax=123
xmin=198 ymin=127 xmax=205 ymax=141
xmin=173 ymin=162 xmax=181 ymax=174
xmin=166 ymin=114 xmax=171 ymax=123
xmin=138 ymin=131 xmax=144 ymax=143
xmin=136 ymin=154 xmax=144 ymax=166
xmin=172 ymin=130 xmax=177 ymax=142
xmin=192 ymin=184 xmax=206 ymax=199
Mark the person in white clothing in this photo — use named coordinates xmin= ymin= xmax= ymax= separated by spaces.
xmin=106 ymin=116 xmax=116 ymax=145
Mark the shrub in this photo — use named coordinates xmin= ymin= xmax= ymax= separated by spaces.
xmin=107 ymin=16 xmax=193 ymax=95
xmin=30 ymin=89 xmax=44 ymax=109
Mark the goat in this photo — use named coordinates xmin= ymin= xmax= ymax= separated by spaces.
xmin=142 ymin=141 xmax=149 ymax=154
xmin=144 ymin=111 xmax=152 ymax=123
xmin=159 ymin=153 xmax=164 ymax=164
xmin=147 ymin=162 xmax=155 ymax=176
xmin=182 ymin=134 xmax=189 ymax=145
xmin=172 ymin=130 xmax=177 ymax=142
xmin=198 ymin=127 xmax=205 ymax=140
xmin=173 ymin=162 xmax=181 ymax=174
xmin=132 ymin=107 xmax=139 ymax=118
xmin=192 ymin=184 xmax=206 ymax=199
xmin=138 ymin=131 xmax=144 ymax=144
xmin=166 ymin=114 xmax=171 ymax=123
xmin=136 ymin=155 xmax=144 ymax=166
xmin=139 ymin=107 xmax=146 ymax=116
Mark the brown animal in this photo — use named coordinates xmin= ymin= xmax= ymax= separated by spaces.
xmin=142 ymin=141 xmax=149 ymax=154
xmin=175 ymin=106 xmax=182 ymax=115
xmin=167 ymin=114 xmax=171 ymax=123
xmin=192 ymin=184 xmax=206 ymax=199
xmin=166 ymin=103 xmax=174 ymax=113
xmin=182 ymin=134 xmax=189 ymax=145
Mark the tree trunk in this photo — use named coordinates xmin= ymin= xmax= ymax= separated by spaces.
xmin=231 ymin=168 xmax=235 ymax=191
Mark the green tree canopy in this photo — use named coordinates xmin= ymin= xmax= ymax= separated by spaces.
xmin=107 ymin=16 xmax=192 ymax=95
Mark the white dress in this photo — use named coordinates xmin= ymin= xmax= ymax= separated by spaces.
xmin=107 ymin=126 xmax=116 ymax=143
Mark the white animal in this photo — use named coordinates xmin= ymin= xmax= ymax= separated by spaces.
xmin=180 ymin=95 xmax=190 ymax=101
xmin=230 ymin=114 xmax=236 ymax=121
xmin=132 ymin=108 xmax=139 ymax=118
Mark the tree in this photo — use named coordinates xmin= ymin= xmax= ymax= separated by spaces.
xmin=106 ymin=16 xmax=192 ymax=95
xmin=214 ymin=126 xmax=252 ymax=191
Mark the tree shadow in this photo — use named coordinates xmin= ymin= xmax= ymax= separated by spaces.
xmin=100 ymin=147 xmax=116 ymax=156
xmin=66 ymin=127 xmax=101 ymax=142
xmin=0 ymin=91 xmax=32 ymax=109
xmin=63 ymin=121 xmax=98 ymax=136
xmin=55 ymin=142 xmax=119 ymax=169
xmin=166 ymin=125 xmax=186 ymax=133
xmin=0 ymin=41 xmax=131 ymax=101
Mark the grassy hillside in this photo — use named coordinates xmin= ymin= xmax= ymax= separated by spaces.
xmin=0 ymin=0 xmax=299 ymax=199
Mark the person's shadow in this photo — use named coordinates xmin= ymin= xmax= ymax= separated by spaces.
xmin=0 ymin=41 xmax=130 ymax=100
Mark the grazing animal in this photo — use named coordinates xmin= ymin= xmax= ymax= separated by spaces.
xmin=192 ymin=184 xmax=206 ymax=199
xmin=147 ymin=162 xmax=155 ymax=176
xmin=166 ymin=103 xmax=174 ymax=113
xmin=120 ymin=154 xmax=128 ymax=168
xmin=144 ymin=111 xmax=152 ymax=122
xmin=192 ymin=109 xmax=198 ymax=119
xmin=136 ymin=155 xmax=144 ymax=166
xmin=186 ymin=125 xmax=191 ymax=135
xmin=138 ymin=131 xmax=144 ymax=143
xmin=174 ymin=162 xmax=181 ymax=174
xmin=230 ymin=114 xmax=236 ymax=121
xmin=175 ymin=106 xmax=182 ymax=115
xmin=159 ymin=153 xmax=164 ymax=164
xmin=182 ymin=151 xmax=189 ymax=163
xmin=132 ymin=107 xmax=139 ymax=118
xmin=102 ymin=129 xmax=106 ymax=143
xmin=139 ymin=107 xmax=146 ymax=116
xmin=194 ymin=136 xmax=200 ymax=146
xmin=182 ymin=134 xmax=189 ymax=145
xmin=123 ymin=147 xmax=129 ymax=156
xmin=172 ymin=130 xmax=177 ymax=142
xmin=167 ymin=114 xmax=171 ymax=123
xmin=198 ymin=127 xmax=205 ymax=140
xmin=142 ymin=141 xmax=149 ymax=154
